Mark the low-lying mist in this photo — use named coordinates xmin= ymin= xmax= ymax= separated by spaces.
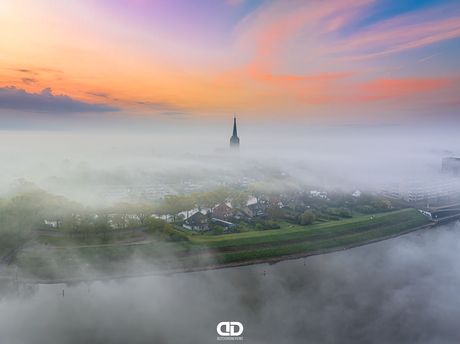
xmin=0 ymin=124 xmax=456 ymax=206
xmin=1 ymin=222 xmax=460 ymax=343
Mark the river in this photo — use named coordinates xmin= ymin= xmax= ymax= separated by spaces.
xmin=1 ymin=221 xmax=460 ymax=343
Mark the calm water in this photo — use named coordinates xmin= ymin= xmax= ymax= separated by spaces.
xmin=1 ymin=222 xmax=460 ymax=344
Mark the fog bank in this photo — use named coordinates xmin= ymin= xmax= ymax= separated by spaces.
xmin=1 ymin=222 xmax=460 ymax=343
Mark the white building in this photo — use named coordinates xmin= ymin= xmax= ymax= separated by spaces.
xmin=352 ymin=190 xmax=362 ymax=197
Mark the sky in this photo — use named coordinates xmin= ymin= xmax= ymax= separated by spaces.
xmin=1 ymin=0 xmax=459 ymax=130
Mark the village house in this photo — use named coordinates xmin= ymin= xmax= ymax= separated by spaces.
xmin=183 ymin=211 xmax=210 ymax=231
xmin=269 ymin=198 xmax=283 ymax=207
xmin=213 ymin=203 xmax=233 ymax=221
xmin=237 ymin=203 xmax=267 ymax=218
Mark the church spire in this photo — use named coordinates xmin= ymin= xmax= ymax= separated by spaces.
xmin=230 ymin=115 xmax=240 ymax=149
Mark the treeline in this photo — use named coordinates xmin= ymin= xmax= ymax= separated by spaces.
xmin=0 ymin=185 xmax=256 ymax=241
xmin=0 ymin=189 xmax=157 ymax=240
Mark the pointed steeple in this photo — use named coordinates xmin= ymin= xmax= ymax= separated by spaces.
xmin=230 ymin=115 xmax=240 ymax=149
xmin=232 ymin=115 xmax=238 ymax=137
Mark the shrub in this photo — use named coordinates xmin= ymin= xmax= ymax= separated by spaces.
xmin=315 ymin=214 xmax=340 ymax=221
xmin=255 ymin=223 xmax=264 ymax=231
xmin=357 ymin=205 xmax=377 ymax=214
xmin=160 ymin=224 xmax=189 ymax=241
xmin=265 ymin=221 xmax=281 ymax=229
xmin=148 ymin=218 xmax=167 ymax=230
xmin=301 ymin=211 xmax=316 ymax=225
xmin=338 ymin=208 xmax=352 ymax=218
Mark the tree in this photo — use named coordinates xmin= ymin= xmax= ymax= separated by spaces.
xmin=110 ymin=202 xmax=131 ymax=238
xmin=266 ymin=205 xmax=284 ymax=222
xmin=213 ymin=186 xmax=231 ymax=203
xmin=9 ymin=193 xmax=35 ymax=235
xmin=61 ymin=213 xmax=78 ymax=239
xmin=255 ymin=223 xmax=264 ymax=231
xmin=301 ymin=211 xmax=315 ymax=225
xmin=338 ymin=208 xmax=352 ymax=218
xmin=162 ymin=195 xmax=184 ymax=221
xmin=372 ymin=198 xmax=389 ymax=212
xmin=181 ymin=196 xmax=195 ymax=219
xmin=231 ymin=191 xmax=248 ymax=210
xmin=212 ymin=225 xmax=224 ymax=235
xmin=356 ymin=194 xmax=375 ymax=206
xmin=79 ymin=218 xmax=94 ymax=243
xmin=204 ymin=191 xmax=223 ymax=214
xmin=133 ymin=202 xmax=155 ymax=226
xmin=191 ymin=192 xmax=206 ymax=211
xmin=111 ymin=214 xmax=126 ymax=239
xmin=154 ymin=204 xmax=168 ymax=220
xmin=43 ymin=195 xmax=70 ymax=229
xmin=94 ymin=216 xmax=110 ymax=239
xmin=127 ymin=217 xmax=141 ymax=235
xmin=148 ymin=217 xmax=167 ymax=230
xmin=248 ymin=183 xmax=268 ymax=203
xmin=8 ymin=178 xmax=38 ymax=198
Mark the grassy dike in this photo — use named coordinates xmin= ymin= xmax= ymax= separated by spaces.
xmin=1 ymin=209 xmax=432 ymax=282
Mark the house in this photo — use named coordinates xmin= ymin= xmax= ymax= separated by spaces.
xmin=234 ymin=210 xmax=250 ymax=220
xmin=213 ymin=203 xmax=233 ymax=221
xmin=183 ymin=211 xmax=210 ymax=231
xmin=237 ymin=203 xmax=267 ymax=218
xmin=269 ymin=198 xmax=283 ymax=207
xmin=352 ymin=190 xmax=362 ymax=197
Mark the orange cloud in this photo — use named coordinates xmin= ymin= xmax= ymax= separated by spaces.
xmin=258 ymin=71 xmax=364 ymax=83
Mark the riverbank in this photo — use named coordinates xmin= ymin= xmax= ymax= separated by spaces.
xmin=0 ymin=220 xmax=435 ymax=285
xmin=0 ymin=208 xmax=435 ymax=284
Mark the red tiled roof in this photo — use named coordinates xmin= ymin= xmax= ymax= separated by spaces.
xmin=214 ymin=203 xmax=233 ymax=212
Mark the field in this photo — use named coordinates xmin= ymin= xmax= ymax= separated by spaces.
xmin=36 ymin=233 xmax=140 ymax=246
xmin=1 ymin=209 xmax=432 ymax=281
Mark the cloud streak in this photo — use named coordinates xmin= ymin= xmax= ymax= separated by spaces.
xmin=0 ymin=86 xmax=120 ymax=113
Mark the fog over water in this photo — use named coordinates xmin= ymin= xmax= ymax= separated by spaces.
xmin=1 ymin=222 xmax=460 ymax=344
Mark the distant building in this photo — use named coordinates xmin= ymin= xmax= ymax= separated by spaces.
xmin=380 ymin=179 xmax=460 ymax=202
xmin=310 ymin=190 xmax=327 ymax=198
xmin=230 ymin=116 xmax=240 ymax=149
xmin=352 ymin=190 xmax=362 ymax=197
xmin=442 ymin=157 xmax=460 ymax=175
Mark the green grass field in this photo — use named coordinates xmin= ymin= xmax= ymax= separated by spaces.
xmin=36 ymin=233 xmax=140 ymax=246
xmin=2 ymin=208 xmax=432 ymax=280
xmin=0 ymin=231 xmax=31 ymax=260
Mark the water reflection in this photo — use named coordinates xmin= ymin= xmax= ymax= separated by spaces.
xmin=0 ymin=222 xmax=459 ymax=343
xmin=0 ymin=280 xmax=38 ymax=302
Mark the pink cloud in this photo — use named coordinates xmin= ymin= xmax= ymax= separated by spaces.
xmin=359 ymin=77 xmax=452 ymax=98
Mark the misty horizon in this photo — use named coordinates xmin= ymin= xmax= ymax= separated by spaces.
xmin=1 ymin=0 xmax=460 ymax=343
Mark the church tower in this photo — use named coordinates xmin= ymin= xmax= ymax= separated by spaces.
xmin=230 ymin=115 xmax=240 ymax=149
